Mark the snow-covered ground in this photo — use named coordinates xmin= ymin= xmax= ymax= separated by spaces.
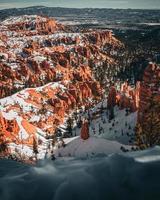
xmin=73 ymin=106 xmax=137 ymax=145
xmin=2 ymin=15 xmax=47 ymax=25
xmin=0 ymin=146 xmax=160 ymax=200
xmin=55 ymin=136 xmax=131 ymax=157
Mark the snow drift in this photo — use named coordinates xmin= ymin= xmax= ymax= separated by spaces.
xmin=0 ymin=147 xmax=160 ymax=200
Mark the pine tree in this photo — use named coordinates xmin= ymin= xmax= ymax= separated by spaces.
xmin=66 ymin=117 xmax=73 ymax=137
xmin=135 ymin=123 xmax=145 ymax=149
xmin=107 ymin=86 xmax=116 ymax=120
xmin=136 ymin=96 xmax=160 ymax=148
xmin=0 ymin=125 xmax=8 ymax=155
xmin=52 ymin=135 xmax=57 ymax=149
xmin=33 ymin=137 xmax=38 ymax=161
xmin=0 ymin=136 xmax=8 ymax=155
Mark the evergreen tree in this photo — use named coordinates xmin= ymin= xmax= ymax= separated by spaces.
xmin=109 ymin=107 xmax=115 ymax=121
xmin=107 ymin=86 xmax=116 ymax=120
xmin=0 ymin=125 xmax=8 ymax=155
xmin=0 ymin=135 xmax=8 ymax=155
xmin=52 ymin=135 xmax=57 ymax=149
xmin=33 ymin=137 xmax=39 ymax=161
xmin=135 ymin=123 xmax=145 ymax=149
xmin=136 ymin=96 xmax=160 ymax=148
xmin=66 ymin=117 xmax=73 ymax=137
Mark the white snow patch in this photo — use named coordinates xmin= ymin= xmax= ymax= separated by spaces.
xmin=55 ymin=136 xmax=130 ymax=157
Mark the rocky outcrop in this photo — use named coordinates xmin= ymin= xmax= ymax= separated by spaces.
xmin=0 ymin=63 xmax=101 ymax=153
xmin=107 ymin=82 xmax=139 ymax=113
xmin=2 ymin=15 xmax=64 ymax=35
xmin=0 ymin=15 xmax=123 ymax=99
xmin=80 ymin=120 xmax=90 ymax=140
xmin=0 ymin=112 xmax=20 ymax=143
xmin=116 ymin=82 xmax=140 ymax=112
xmin=0 ymin=15 xmax=123 ymax=158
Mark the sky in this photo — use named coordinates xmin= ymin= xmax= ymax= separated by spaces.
xmin=0 ymin=0 xmax=160 ymax=10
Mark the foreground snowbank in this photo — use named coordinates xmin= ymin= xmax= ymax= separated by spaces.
xmin=0 ymin=147 xmax=160 ymax=200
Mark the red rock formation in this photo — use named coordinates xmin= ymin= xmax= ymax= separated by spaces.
xmin=0 ymin=64 xmax=102 ymax=139
xmin=0 ymin=15 xmax=123 ymax=157
xmin=80 ymin=120 xmax=90 ymax=140
xmin=116 ymin=82 xmax=140 ymax=112
xmin=4 ymin=15 xmax=64 ymax=35
xmin=0 ymin=15 xmax=122 ymax=98
xmin=0 ymin=112 xmax=20 ymax=143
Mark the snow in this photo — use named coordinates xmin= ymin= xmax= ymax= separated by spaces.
xmin=30 ymin=115 xmax=40 ymax=123
xmin=91 ymin=108 xmax=137 ymax=144
xmin=126 ymin=146 xmax=160 ymax=163
xmin=54 ymin=104 xmax=137 ymax=158
xmin=68 ymin=105 xmax=137 ymax=145
xmin=0 ymin=146 xmax=160 ymax=200
xmin=6 ymin=62 xmax=19 ymax=70
xmin=19 ymin=90 xmax=30 ymax=99
xmin=0 ymin=40 xmax=5 ymax=47
xmin=0 ymin=92 xmax=37 ymax=113
xmin=0 ymin=14 xmax=138 ymax=163
xmin=17 ymin=118 xmax=29 ymax=140
xmin=9 ymin=143 xmax=33 ymax=157
xmin=55 ymin=136 xmax=130 ymax=157
xmin=50 ymin=82 xmax=66 ymax=91
xmin=8 ymin=124 xmax=48 ymax=159
xmin=1 ymin=110 xmax=18 ymax=120
xmin=0 ymin=84 xmax=137 ymax=160
xmin=35 ymin=82 xmax=66 ymax=92
xmin=61 ymin=20 xmax=99 ymax=26
xmin=2 ymin=15 xmax=47 ymax=25
xmin=9 ymin=142 xmax=47 ymax=159
xmin=0 ymin=86 xmax=49 ymax=159
xmin=34 ymin=55 xmax=46 ymax=63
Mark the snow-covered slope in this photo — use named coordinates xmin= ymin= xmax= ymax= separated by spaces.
xmin=71 ymin=105 xmax=137 ymax=145
xmin=55 ymin=136 xmax=131 ymax=157
xmin=54 ymin=104 xmax=137 ymax=158
xmin=0 ymin=85 xmax=137 ymax=159
xmin=2 ymin=15 xmax=47 ymax=25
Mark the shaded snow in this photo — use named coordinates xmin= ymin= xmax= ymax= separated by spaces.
xmin=0 ymin=147 xmax=160 ymax=200
xmin=126 ymin=146 xmax=160 ymax=163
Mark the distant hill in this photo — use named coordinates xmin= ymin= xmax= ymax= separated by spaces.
xmin=0 ymin=6 xmax=160 ymax=24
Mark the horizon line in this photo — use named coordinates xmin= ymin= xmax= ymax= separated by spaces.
xmin=0 ymin=5 xmax=160 ymax=11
